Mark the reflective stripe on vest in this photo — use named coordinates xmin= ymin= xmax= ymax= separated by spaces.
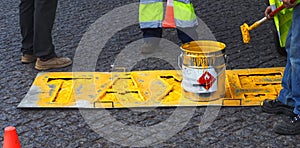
xmin=269 ymin=0 xmax=293 ymax=47
xmin=139 ymin=1 xmax=163 ymax=28
xmin=174 ymin=1 xmax=198 ymax=27
xmin=139 ymin=0 xmax=198 ymax=28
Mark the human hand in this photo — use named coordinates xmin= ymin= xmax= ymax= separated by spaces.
xmin=265 ymin=6 xmax=273 ymax=20
xmin=283 ymin=0 xmax=297 ymax=9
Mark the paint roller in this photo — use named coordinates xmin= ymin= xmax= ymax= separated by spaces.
xmin=240 ymin=0 xmax=295 ymax=44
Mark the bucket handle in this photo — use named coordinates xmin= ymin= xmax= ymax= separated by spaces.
xmin=178 ymin=54 xmax=227 ymax=77
xmin=181 ymin=53 xmax=224 ymax=58
xmin=178 ymin=53 xmax=183 ymax=70
xmin=178 ymin=53 xmax=228 ymax=70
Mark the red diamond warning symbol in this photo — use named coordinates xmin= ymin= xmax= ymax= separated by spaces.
xmin=198 ymin=71 xmax=216 ymax=90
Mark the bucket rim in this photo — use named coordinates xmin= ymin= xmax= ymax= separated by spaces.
xmin=180 ymin=40 xmax=226 ymax=54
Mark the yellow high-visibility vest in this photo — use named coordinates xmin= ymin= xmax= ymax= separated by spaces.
xmin=139 ymin=0 xmax=198 ymax=28
xmin=269 ymin=0 xmax=294 ymax=48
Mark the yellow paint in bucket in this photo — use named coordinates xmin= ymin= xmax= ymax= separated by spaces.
xmin=179 ymin=40 xmax=226 ymax=101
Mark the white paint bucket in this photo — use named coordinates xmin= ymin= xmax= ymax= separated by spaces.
xmin=179 ymin=40 xmax=226 ymax=101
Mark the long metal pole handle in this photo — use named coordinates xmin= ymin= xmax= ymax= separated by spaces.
xmin=178 ymin=54 xmax=183 ymax=70
xmin=269 ymin=0 xmax=296 ymax=17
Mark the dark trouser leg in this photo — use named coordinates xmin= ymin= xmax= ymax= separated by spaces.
xmin=141 ymin=28 xmax=162 ymax=45
xmin=177 ymin=27 xmax=198 ymax=44
xmin=290 ymin=4 xmax=300 ymax=115
xmin=34 ymin=0 xmax=58 ymax=60
xmin=20 ymin=0 xmax=34 ymax=55
xmin=278 ymin=30 xmax=293 ymax=106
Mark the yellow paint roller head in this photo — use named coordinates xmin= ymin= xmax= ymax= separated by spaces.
xmin=240 ymin=23 xmax=250 ymax=44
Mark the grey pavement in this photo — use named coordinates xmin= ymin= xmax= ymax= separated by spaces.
xmin=1 ymin=0 xmax=299 ymax=147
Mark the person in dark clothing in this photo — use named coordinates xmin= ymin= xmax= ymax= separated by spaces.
xmin=20 ymin=0 xmax=72 ymax=70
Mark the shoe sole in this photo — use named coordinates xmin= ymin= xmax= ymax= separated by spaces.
xmin=261 ymin=106 xmax=294 ymax=116
xmin=274 ymin=123 xmax=300 ymax=135
xmin=35 ymin=61 xmax=72 ymax=70
xmin=274 ymin=128 xmax=300 ymax=135
xmin=21 ymin=59 xmax=37 ymax=64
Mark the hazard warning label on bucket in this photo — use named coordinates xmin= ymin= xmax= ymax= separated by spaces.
xmin=181 ymin=66 xmax=218 ymax=93
xmin=198 ymin=71 xmax=216 ymax=90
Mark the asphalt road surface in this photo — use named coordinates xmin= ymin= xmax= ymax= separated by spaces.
xmin=1 ymin=0 xmax=298 ymax=147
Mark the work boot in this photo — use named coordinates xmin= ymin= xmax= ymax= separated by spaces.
xmin=140 ymin=43 xmax=159 ymax=54
xmin=21 ymin=54 xmax=37 ymax=64
xmin=274 ymin=114 xmax=300 ymax=135
xmin=261 ymin=99 xmax=294 ymax=116
xmin=35 ymin=57 xmax=72 ymax=70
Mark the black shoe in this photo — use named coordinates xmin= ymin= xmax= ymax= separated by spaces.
xmin=140 ymin=43 xmax=159 ymax=54
xmin=261 ymin=99 xmax=294 ymax=116
xmin=274 ymin=114 xmax=300 ymax=135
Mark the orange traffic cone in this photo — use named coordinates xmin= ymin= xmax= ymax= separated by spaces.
xmin=3 ymin=126 xmax=21 ymax=148
xmin=162 ymin=0 xmax=176 ymax=28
